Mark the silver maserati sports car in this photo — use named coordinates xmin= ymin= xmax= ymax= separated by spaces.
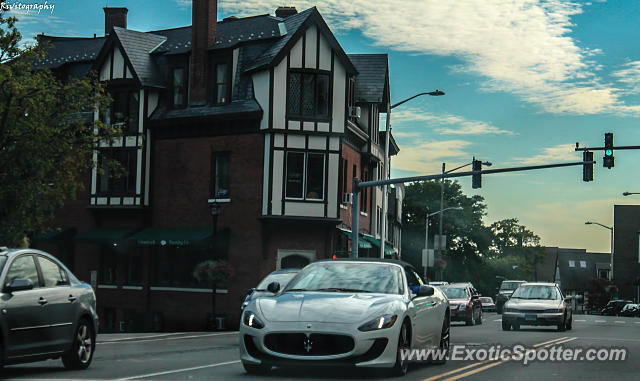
xmin=239 ymin=259 xmax=450 ymax=376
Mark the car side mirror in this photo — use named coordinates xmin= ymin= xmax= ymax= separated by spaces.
xmin=472 ymin=294 xmax=480 ymax=299
xmin=416 ymin=285 xmax=434 ymax=297
xmin=267 ymin=282 xmax=280 ymax=294
xmin=5 ymin=278 xmax=34 ymax=293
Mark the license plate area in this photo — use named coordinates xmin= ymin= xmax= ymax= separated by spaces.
xmin=525 ymin=314 xmax=537 ymax=321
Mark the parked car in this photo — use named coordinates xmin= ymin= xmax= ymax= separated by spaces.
xmin=479 ymin=296 xmax=496 ymax=312
xmin=619 ymin=303 xmax=640 ymax=317
xmin=0 ymin=247 xmax=98 ymax=369
xmin=239 ymin=259 xmax=450 ymax=376
xmin=241 ymin=268 xmax=300 ymax=310
xmin=501 ymin=282 xmax=572 ymax=331
xmin=495 ymin=280 xmax=526 ymax=314
xmin=440 ymin=284 xmax=482 ymax=325
xmin=601 ymin=299 xmax=634 ymax=316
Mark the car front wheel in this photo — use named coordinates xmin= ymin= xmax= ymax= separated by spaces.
xmin=391 ymin=321 xmax=410 ymax=376
xmin=242 ymin=362 xmax=270 ymax=374
xmin=62 ymin=318 xmax=95 ymax=370
xmin=432 ymin=317 xmax=449 ymax=365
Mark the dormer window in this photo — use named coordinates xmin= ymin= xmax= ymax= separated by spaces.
xmin=109 ymin=89 xmax=139 ymax=135
xmin=287 ymin=71 xmax=330 ymax=120
xmin=172 ymin=67 xmax=186 ymax=107
xmin=214 ymin=63 xmax=230 ymax=104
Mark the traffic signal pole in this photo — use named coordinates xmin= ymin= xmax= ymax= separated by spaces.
xmin=350 ymin=159 xmax=594 ymax=258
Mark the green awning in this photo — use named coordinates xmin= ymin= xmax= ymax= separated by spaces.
xmin=31 ymin=227 xmax=76 ymax=244
xmin=75 ymin=227 xmax=139 ymax=245
xmin=127 ymin=227 xmax=227 ymax=247
xmin=339 ymin=229 xmax=373 ymax=249
xmin=362 ymin=235 xmax=397 ymax=256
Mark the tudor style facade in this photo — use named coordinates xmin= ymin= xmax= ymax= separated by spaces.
xmin=32 ymin=2 xmax=402 ymax=331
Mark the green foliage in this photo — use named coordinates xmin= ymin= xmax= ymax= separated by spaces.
xmin=0 ymin=13 xmax=116 ymax=245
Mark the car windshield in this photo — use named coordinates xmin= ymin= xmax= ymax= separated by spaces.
xmin=480 ymin=297 xmax=493 ymax=303
xmin=500 ymin=282 xmax=522 ymax=291
xmin=284 ymin=262 xmax=403 ymax=294
xmin=441 ymin=287 xmax=470 ymax=299
xmin=0 ymin=256 xmax=5 ymax=273
xmin=511 ymin=285 xmax=560 ymax=300
xmin=256 ymin=271 xmax=298 ymax=290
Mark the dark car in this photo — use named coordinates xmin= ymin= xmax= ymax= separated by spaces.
xmin=495 ymin=280 xmax=526 ymax=314
xmin=601 ymin=300 xmax=634 ymax=316
xmin=0 ymin=247 xmax=98 ymax=369
xmin=440 ymin=284 xmax=482 ymax=325
xmin=241 ymin=268 xmax=300 ymax=310
xmin=480 ymin=297 xmax=496 ymax=312
xmin=619 ymin=303 xmax=640 ymax=317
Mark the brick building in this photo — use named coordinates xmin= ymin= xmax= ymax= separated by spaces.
xmin=613 ymin=205 xmax=640 ymax=301
xmin=31 ymin=2 xmax=401 ymax=332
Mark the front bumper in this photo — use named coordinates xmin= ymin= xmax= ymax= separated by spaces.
xmin=239 ymin=320 xmax=400 ymax=368
xmin=502 ymin=311 xmax=563 ymax=326
xmin=450 ymin=306 xmax=471 ymax=321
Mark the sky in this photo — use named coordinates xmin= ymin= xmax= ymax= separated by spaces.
xmin=6 ymin=0 xmax=640 ymax=253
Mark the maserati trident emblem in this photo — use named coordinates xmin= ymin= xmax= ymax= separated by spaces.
xmin=303 ymin=337 xmax=313 ymax=353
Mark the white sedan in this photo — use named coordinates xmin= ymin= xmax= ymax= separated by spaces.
xmin=239 ymin=259 xmax=450 ymax=376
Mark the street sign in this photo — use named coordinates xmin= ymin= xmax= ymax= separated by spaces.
xmin=422 ymin=249 xmax=434 ymax=267
xmin=434 ymin=235 xmax=447 ymax=249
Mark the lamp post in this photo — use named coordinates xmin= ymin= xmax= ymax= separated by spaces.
xmin=437 ymin=160 xmax=492 ymax=259
xmin=424 ymin=206 xmax=462 ymax=280
xmin=380 ymin=90 xmax=445 ymax=259
xmin=623 ymin=192 xmax=640 ymax=196
xmin=585 ymin=221 xmax=613 ymax=281
xmin=209 ymin=201 xmax=221 ymax=235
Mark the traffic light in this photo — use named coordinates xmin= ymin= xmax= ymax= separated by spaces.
xmin=583 ymin=151 xmax=593 ymax=182
xmin=603 ymin=132 xmax=614 ymax=169
xmin=472 ymin=158 xmax=482 ymax=189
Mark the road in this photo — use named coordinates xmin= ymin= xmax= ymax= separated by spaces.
xmin=3 ymin=313 xmax=639 ymax=380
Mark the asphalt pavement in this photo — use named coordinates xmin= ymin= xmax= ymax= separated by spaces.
xmin=2 ymin=313 xmax=639 ymax=380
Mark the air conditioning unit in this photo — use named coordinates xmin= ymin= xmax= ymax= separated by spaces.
xmin=342 ymin=193 xmax=353 ymax=204
xmin=348 ymin=106 xmax=361 ymax=118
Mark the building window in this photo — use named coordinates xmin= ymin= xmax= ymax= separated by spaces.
xmin=97 ymin=149 xmax=137 ymax=195
xmin=126 ymin=251 xmax=142 ymax=285
xmin=101 ymin=250 xmax=116 ymax=285
xmin=285 ymin=151 xmax=325 ymax=200
xmin=172 ymin=67 xmax=186 ymax=107
xmin=110 ymin=90 xmax=139 ymax=134
xmin=153 ymin=247 xmax=226 ymax=288
xmin=598 ymin=269 xmax=609 ymax=279
xmin=568 ymin=260 xmax=575 ymax=268
xmin=579 ymin=260 xmax=587 ymax=268
xmin=287 ymin=71 xmax=330 ymax=119
xmin=214 ymin=63 xmax=230 ymax=104
xmin=211 ymin=152 xmax=230 ymax=198
xmin=342 ymin=159 xmax=348 ymax=200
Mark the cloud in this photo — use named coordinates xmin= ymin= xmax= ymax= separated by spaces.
xmin=392 ymin=139 xmax=473 ymax=173
xmin=392 ymin=108 xmax=515 ymax=135
xmin=612 ymin=61 xmax=640 ymax=94
xmin=511 ymin=143 xmax=579 ymax=165
xmin=214 ymin=0 xmax=640 ymax=116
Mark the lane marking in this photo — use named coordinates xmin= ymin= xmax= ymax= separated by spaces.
xmin=614 ymin=321 xmax=625 ymax=324
xmin=113 ymin=360 xmax=241 ymax=380
xmin=441 ymin=360 xmax=506 ymax=381
xmin=533 ymin=337 xmax=569 ymax=348
xmin=635 ymin=322 xmax=640 ymax=324
xmin=493 ymin=319 xmax=502 ymax=322
xmin=99 ymin=332 xmax=197 ymax=342
xmin=98 ymin=332 xmax=237 ymax=345
xmin=574 ymin=319 xmax=585 ymax=322
xmin=595 ymin=320 xmax=607 ymax=323
xmin=421 ymin=360 xmax=495 ymax=381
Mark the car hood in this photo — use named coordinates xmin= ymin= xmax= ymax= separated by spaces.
xmin=257 ymin=292 xmax=401 ymax=323
xmin=506 ymin=298 xmax=561 ymax=310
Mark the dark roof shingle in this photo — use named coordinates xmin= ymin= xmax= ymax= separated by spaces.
xmin=348 ymin=54 xmax=388 ymax=104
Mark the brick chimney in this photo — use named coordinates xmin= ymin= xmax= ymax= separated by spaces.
xmin=190 ymin=0 xmax=218 ymax=105
xmin=103 ymin=7 xmax=128 ymax=35
xmin=275 ymin=6 xmax=297 ymax=18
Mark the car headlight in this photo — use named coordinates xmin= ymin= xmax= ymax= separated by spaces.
xmin=544 ymin=308 xmax=561 ymax=313
xmin=358 ymin=314 xmax=398 ymax=331
xmin=243 ymin=311 xmax=264 ymax=329
xmin=459 ymin=304 xmax=466 ymax=310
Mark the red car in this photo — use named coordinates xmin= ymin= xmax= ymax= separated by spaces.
xmin=440 ymin=284 xmax=483 ymax=325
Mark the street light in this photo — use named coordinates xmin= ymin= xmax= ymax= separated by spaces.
xmin=623 ymin=192 xmax=640 ymax=196
xmin=437 ymin=160 xmax=492 ymax=260
xmin=585 ymin=221 xmax=613 ymax=281
xmin=424 ymin=206 xmax=462 ymax=280
xmin=380 ymin=89 xmax=445 ymax=259
xmin=209 ymin=201 xmax=221 ymax=235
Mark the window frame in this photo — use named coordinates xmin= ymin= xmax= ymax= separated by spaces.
xmin=284 ymin=151 xmax=326 ymax=202
xmin=286 ymin=69 xmax=332 ymax=121
xmin=211 ymin=151 xmax=231 ymax=199
xmin=212 ymin=61 xmax=232 ymax=105
xmin=170 ymin=66 xmax=187 ymax=109
xmin=5 ymin=254 xmax=41 ymax=289
xmin=108 ymin=88 xmax=140 ymax=135
xmin=36 ymin=255 xmax=70 ymax=288
xmin=96 ymin=148 xmax=138 ymax=196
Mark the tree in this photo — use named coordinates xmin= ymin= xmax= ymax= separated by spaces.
xmin=489 ymin=218 xmax=545 ymax=280
xmin=402 ymin=180 xmax=492 ymax=279
xmin=0 ymin=12 xmax=116 ymax=245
